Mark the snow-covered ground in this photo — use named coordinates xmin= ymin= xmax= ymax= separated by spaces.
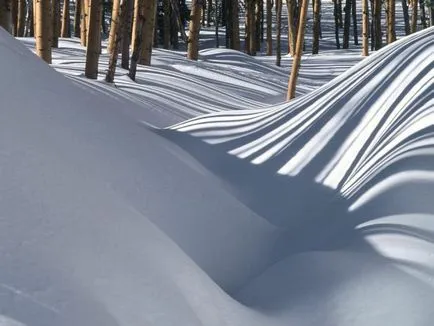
xmin=1 ymin=3 xmax=434 ymax=325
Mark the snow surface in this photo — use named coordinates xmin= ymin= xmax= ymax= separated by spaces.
xmin=1 ymin=21 xmax=434 ymax=326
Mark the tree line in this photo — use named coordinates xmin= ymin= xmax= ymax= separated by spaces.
xmin=0 ymin=0 xmax=432 ymax=100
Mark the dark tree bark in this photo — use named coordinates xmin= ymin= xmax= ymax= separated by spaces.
xmin=85 ymin=0 xmax=103 ymax=78
xmin=312 ymin=0 xmax=320 ymax=54
xmin=351 ymin=0 xmax=357 ymax=45
xmin=387 ymin=0 xmax=395 ymax=43
xmin=255 ymin=0 xmax=262 ymax=51
xmin=342 ymin=0 xmax=351 ymax=48
xmin=163 ymin=0 xmax=170 ymax=49
xmin=333 ymin=0 xmax=340 ymax=49
xmin=121 ymin=0 xmax=133 ymax=69
xmin=17 ymin=0 xmax=26 ymax=36
xmin=74 ymin=0 xmax=81 ymax=36
xmin=420 ymin=0 xmax=427 ymax=28
xmin=276 ymin=0 xmax=282 ymax=65
xmin=266 ymin=0 xmax=272 ymax=55
xmin=215 ymin=0 xmax=219 ymax=47
xmin=52 ymin=0 xmax=61 ymax=48
xmin=373 ymin=0 xmax=381 ymax=49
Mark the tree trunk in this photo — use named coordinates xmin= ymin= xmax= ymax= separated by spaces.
xmin=333 ymin=0 xmax=340 ymax=48
xmin=52 ymin=0 xmax=61 ymax=48
xmin=74 ymin=0 xmax=81 ymax=36
xmin=85 ymin=0 xmax=102 ymax=78
xmin=401 ymin=0 xmax=410 ymax=34
xmin=121 ymin=0 xmax=133 ymax=69
xmin=286 ymin=0 xmax=296 ymax=55
xmin=81 ymin=0 xmax=89 ymax=46
xmin=108 ymin=0 xmax=120 ymax=53
xmin=206 ymin=0 xmax=211 ymax=27
xmin=386 ymin=0 xmax=395 ymax=43
xmin=215 ymin=0 xmax=219 ymax=47
xmin=27 ymin=0 xmax=33 ymax=36
xmin=420 ymin=0 xmax=426 ymax=28
xmin=351 ymin=0 xmax=357 ymax=45
xmin=35 ymin=0 xmax=52 ymax=63
xmin=163 ymin=0 xmax=170 ymax=48
xmin=187 ymin=0 xmax=204 ymax=60
xmin=106 ymin=0 xmax=127 ymax=82
xmin=201 ymin=0 xmax=206 ymax=25
xmin=276 ymin=0 xmax=282 ymax=65
xmin=17 ymin=0 xmax=25 ymax=36
xmin=128 ymin=4 xmax=142 ymax=80
xmin=411 ymin=0 xmax=418 ymax=33
xmin=138 ymin=0 xmax=157 ymax=64
xmin=342 ymin=0 xmax=351 ymax=48
xmin=225 ymin=0 xmax=232 ymax=47
xmin=61 ymin=0 xmax=70 ymax=37
xmin=287 ymin=0 xmax=308 ymax=100
xmin=247 ymin=0 xmax=256 ymax=55
xmin=131 ymin=0 xmax=139 ymax=52
xmin=373 ymin=0 xmax=381 ymax=49
xmin=431 ymin=5 xmax=434 ymax=27
xmin=312 ymin=0 xmax=320 ymax=54
xmin=255 ymin=0 xmax=261 ymax=51
xmin=231 ymin=0 xmax=240 ymax=49
xmin=11 ymin=0 xmax=17 ymax=35
xmin=0 ymin=0 xmax=12 ymax=33
xmin=362 ymin=0 xmax=368 ymax=56
xmin=266 ymin=0 xmax=272 ymax=55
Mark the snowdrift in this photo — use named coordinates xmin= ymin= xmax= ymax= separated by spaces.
xmin=1 ymin=25 xmax=434 ymax=326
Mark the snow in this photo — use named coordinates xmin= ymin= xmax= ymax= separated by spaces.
xmin=1 ymin=11 xmax=434 ymax=326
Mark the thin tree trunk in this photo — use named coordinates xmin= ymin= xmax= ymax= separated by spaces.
xmin=101 ymin=0 xmax=106 ymax=35
xmin=411 ymin=0 xmax=418 ymax=33
xmin=52 ymin=0 xmax=61 ymax=47
xmin=215 ymin=0 xmax=219 ymax=47
xmin=431 ymin=6 xmax=434 ymax=26
xmin=351 ymin=0 xmax=357 ymax=45
xmin=163 ymin=0 xmax=170 ymax=48
xmin=287 ymin=0 xmax=308 ymax=100
xmin=225 ymin=0 xmax=232 ymax=48
xmin=11 ymin=0 xmax=17 ymax=35
xmin=85 ymin=0 xmax=102 ymax=78
xmin=248 ymin=0 xmax=256 ymax=55
xmin=266 ymin=0 xmax=272 ymax=55
xmin=27 ymin=0 xmax=34 ymax=36
xmin=0 ymin=0 xmax=12 ymax=34
xmin=276 ymin=0 xmax=282 ymax=65
xmin=106 ymin=0 xmax=127 ymax=82
xmin=187 ymin=0 xmax=204 ymax=60
xmin=420 ymin=0 xmax=426 ymax=28
xmin=108 ymin=0 xmax=120 ymax=53
xmin=387 ymin=0 xmax=395 ymax=43
xmin=333 ymin=0 xmax=340 ymax=48
xmin=61 ymin=0 xmax=70 ymax=37
xmin=129 ymin=6 xmax=142 ymax=80
xmin=312 ymin=0 xmax=320 ymax=54
xmin=17 ymin=0 xmax=25 ymax=36
xmin=231 ymin=0 xmax=240 ymax=49
xmin=362 ymin=0 xmax=368 ymax=56
xmin=342 ymin=0 xmax=351 ymax=48
xmin=35 ymin=0 xmax=52 ymax=63
xmin=81 ymin=0 xmax=89 ymax=46
xmin=206 ymin=0 xmax=211 ymax=26
xmin=121 ymin=0 xmax=133 ymax=69
xmin=255 ymin=0 xmax=261 ymax=51
xmin=201 ymin=0 xmax=206 ymax=25
xmin=401 ymin=0 xmax=410 ymax=34
xmin=139 ymin=0 xmax=157 ymax=65
xmin=131 ymin=0 xmax=139 ymax=52
xmin=74 ymin=0 xmax=81 ymax=36
xmin=373 ymin=0 xmax=381 ymax=49
xmin=286 ymin=0 xmax=296 ymax=55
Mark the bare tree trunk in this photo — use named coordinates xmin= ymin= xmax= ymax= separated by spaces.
xmin=27 ymin=0 xmax=34 ymax=36
xmin=85 ymin=0 xmax=102 ymax=78
xmin=52 ymin=0 xmax=61 ymax=47
xmin=231 ymin=0 xmax=240 ymax=49
xmin=138 ymin=0 xmax=157 ymax=65
xmin=386 ymin=0 xmax=395 ymax=43
xmin=215 ymin=0 xmax=219 ymax=47
xmin=187 ymin=0 xmax=204 ymax=60
xmin=276 ymin=0 xmax=282 ymax=65
xmin=420 ymin=0 xmax=427 ymax=28
xmin=74 ymin=0 xmax=81 ymax=36
xmin=206 ymin=0 xmax=211 ymax=26
xmin=342 ymin=0 xmax=351 ymax=48
xmin=286 ymin=0 xmax=296 ymax=55
xmin=35 ymin=0 xmax=52 ymax=63
xmin=163 ymin=0 xmax=170 ymax=48
xmin=312 ymin=0 xmax=320 ymax=54
xmin=287 ymin=0 xmax=308 ymax=100
xmin=106 ymin=0 xmax=128 ymax=82
xmin=17 ymin=0 xmax=25 ymax=36
xmin=11 ymin=0 xmax=17 ymax=35
xmin=362 ymin=0 xmax=368 ymax=56
xmin=61 ymin=0 xmax=70 ymax=37
xmin=266 ymin=0 xmax=272 ymax=55
xmin=121 ymin=0 xmax=133 ymax=69
xmin=128 ymin=5 xmax=142 ymax=80
xmin=431 ymin=5 xmax=434 ymax=27
xmin=411 ymin=0 xmax=418 ymax=33
xmin=81 ymin=0 xmax=89 ymax=45
xmin=373 ymin=0 xmax=381 ymax=49
xmin=351 ymin=0 xmax=357 ymax=45
xmin=131 ymin=0 xmax=139 ymax=52
xmin=108 ymin=0 xmax=120 ymax=53
xmin=247 ymin=0 xmax=256 ymax=55
xmin=255 ymin=0 xmax=261 ymax=51
xmin=225 ymin=0 xmax=232 ymax=47
xmin=333 ymin=0 xmax=340 ymax=48
xmin=401 ymin=0 xmax=410 ymax=34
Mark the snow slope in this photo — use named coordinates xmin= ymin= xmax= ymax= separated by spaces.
xmin=1 ymin=25 xmax=434 ymax=326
